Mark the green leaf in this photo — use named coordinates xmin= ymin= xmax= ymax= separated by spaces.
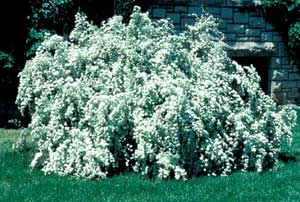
xmin=0 ymin=51 xmax=14 ymax=69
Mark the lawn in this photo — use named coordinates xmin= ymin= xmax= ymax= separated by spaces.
xmin=0 ymin=107 xmax=299 ymax=202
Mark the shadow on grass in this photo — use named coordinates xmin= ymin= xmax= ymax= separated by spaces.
xmin=279 ymin=152 xmax=297 ymax=163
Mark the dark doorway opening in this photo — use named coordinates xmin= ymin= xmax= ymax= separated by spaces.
xmin=233 ymin=57 xmax=270 ymax=94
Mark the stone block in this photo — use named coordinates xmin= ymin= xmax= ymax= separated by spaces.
xmin=252 ymin=37 xmax=261 ymax=41
xmin=180 ymin=13 xmax=189 ymax=18
xmin=292 ymin=87 xmax=300 ymax=93
xmin=186 ymin=0 xmax=195 ymax=6
xmin=188 ymin=6 xmax=204 ymax=16
xmin=236 ymin=36 xmax=260 ymax=42
xmin=289 ymin=73 xmax=300 ymax=80
xmin=227 ymin=42 xmax=276 ymax=57
xmin=270 ymin=57 xmax=281 ymax=68
xmin=224 ymin=33 xmax=236 ymax=41
xmin=282 ymin=81 xmax=298 ymax=88
xmin=270 ymin=69 xmax=288 ymax=80
xmin=181 ymin=17 xmax=196 ymax=28
xmin=249 ymin=17 xmax=265 ymax=28
xmin=204 ymin=0 xmax=226 ymax=5
xmin=219 ymin=28 xmax=227 ymax=32
xmin=245 ymin=29 xmax=261 ymax=37
xmin=167 ymin=7 xmax=174 ymax=12
xmin=221 ymin=8 xmax=233 ymax=18
xmin=253 ymin=0 xmax=262 ymax=6
xmin=152 ymin=0 xmax=167 ymax=4
xmin=223 ymin=18 xmax=233 ymax=23
xmin=278 ymin=42 xmax=288 ymax=56
xmin=271 ymin=82 xmax=282 ymax=92
xmin=261 ymin=32 xmax=273 ymax=41
xmin=282 ymin=88 xmax=292 ymax=92
xmin=175 ymin=29 xmax=182 ymax=35
xmin=248 ymin=11 xmax=260 ymax=17
xmin=226 ymin=0 xmax=233 ymax=6
xmin=266 ymin=23 xmax=275 ymax=31
xmin=205 ymin=7 xmax=220 ymax=15
xmin=290 ymin=65 xmax=299 ymax=71
xmin=230 ymin=0 xmax=260 ymax=7
xmin=282 ymin=65 xmax=292 ymax=69
xmin=176 ymin=0 xmax=193 ymax=4
xmin=234 ymin=12 xmax=248 ymax=23
xmin=167 ymin=13 xmax=180 ymax=23
xmin=218 ymin=20 xmax=227 ymax=29
xmin=231 ymin=0 xmax=245 ymax=6
xmin=175 ymin=6 xmax=188 ymax=12
xmin=281 ymin=57 xmax=290 ymax=66
xmin=227 ymin=24 xmax=245 ymax=33
xmin=153 ymin=8 xmax=166 ymax=18
xmin=273 ymin=33 xmax=283 ymax=41
xmin=288 ymin=90 xmax=300 ymax=98
xmin=271 ymin=92 xmax=285 ymax=104
xmin=174 ymin=24 xmax=181 ymax=30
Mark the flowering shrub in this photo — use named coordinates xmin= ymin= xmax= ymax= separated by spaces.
xmin=16 ymin=7 xmax=297 ymax=180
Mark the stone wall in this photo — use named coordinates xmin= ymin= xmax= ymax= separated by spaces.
xmin=149 ymin=0 xmax=300 ymax=105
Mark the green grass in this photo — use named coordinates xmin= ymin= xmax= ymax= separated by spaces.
xmin=0 ymin=107 xmax=300 ymax=202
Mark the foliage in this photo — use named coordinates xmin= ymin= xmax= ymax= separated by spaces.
xmin=115 ymin=0 xmax=137 ymax=22
xmin=0 ymin=50 xmax=14 ymax=69
xmin=288 ymin=22 xmax=300 ymax=49
xmin=261 ymin=0 xmax=300 ymax=56
xmin=25 ymin=0 xmax=136 ymax=58
xmin=261 ymin=0 xmax=297 ymax=10
xmin=25 ymin=0 xmax=74 ymax=59
xmin=25 ymin=28 xmax=55 ymax=58
xmin=16 ymin=7 xmax=297 ymax=180
xmin=28 ymin=0 xmax=73 ymax=26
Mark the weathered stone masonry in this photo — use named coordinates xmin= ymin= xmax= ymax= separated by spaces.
xmin=148 ymin=0 xmax=300 ymax=105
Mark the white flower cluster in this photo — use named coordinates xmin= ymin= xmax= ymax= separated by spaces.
xmin=16 ymin=7 xmax=297 ymax=179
